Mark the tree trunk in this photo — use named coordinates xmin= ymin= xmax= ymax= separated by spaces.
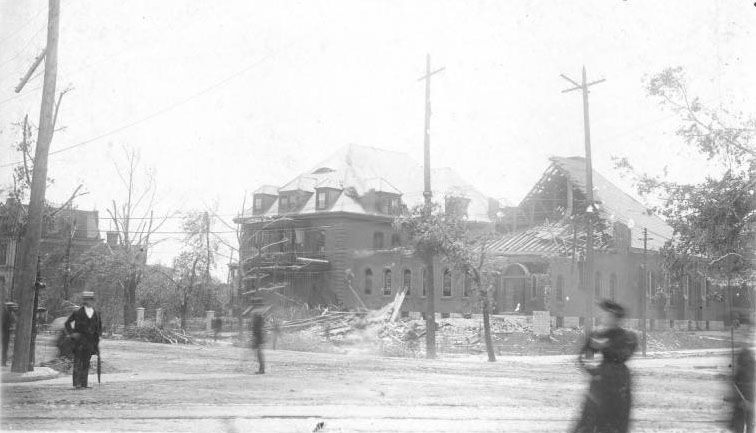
xmin=180 ymin=289 xmax=187 ymax=330
xmin=424 ymin=252 xmax=436 ymax=359
xmin=122 ymin=274 xmax=137 ymax=326
xmin=481 ymin=287 xmax=496 ymax=362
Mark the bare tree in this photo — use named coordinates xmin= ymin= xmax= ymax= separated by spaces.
xmin=106 ymin=146 xmax=169 ymax=326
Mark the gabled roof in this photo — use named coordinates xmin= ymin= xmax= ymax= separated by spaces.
xmin=522 ymin=156 xmax=672 ymax=250
xmin=245 ymin=144 xmax=497 ymax=222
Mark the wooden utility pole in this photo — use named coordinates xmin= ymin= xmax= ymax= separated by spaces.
xmin=204 ymin=211 xmax=211 ymax=310
xmin=62 ymin=204 xmax=76 ymax=301
xmin=11 ymin=0 xmax=61 ymax=373
xmin=561 ymin=67 xmax=604 ymax=354
xmin=418 ymin=54 xmax=444 ymax=359
xmin=641 ymin=228 xmax=650 ymax=357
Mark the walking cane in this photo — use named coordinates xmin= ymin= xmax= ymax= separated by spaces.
xmin=97 ymin=350 xmax=101 ymax=388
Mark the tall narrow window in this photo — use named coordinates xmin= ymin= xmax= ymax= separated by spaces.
xmin=609 ymin=273 xmax=617 ymax=300
xmin=463 ymin=271 xmax=472 ymax=297
xmin=383 ymin=269 xmax=392 ymax=296
xmin=648 ymin=272 xmax=656 ymax=298
xmin=422 ymin=268 xmax=428 ymax=297
xmin=391 ymin=233 xmax=401 ymax=248
xmin=442 ymin=269 xmax=452 ymax=297
xmin=686 ymin=275 xmax=692 ymax=306
xmin=531 ymin=275 xmax=538 ymax=298
xmin=364 ymin=269 xmax=373 ymax=295
xmin=0 ymin=242 xmax=7 ymax=266
xmin=403 ymin=269 xmax=411 ymax=295
xmin=594 ymin=272 xmax=602 ymax=298
xmin=556 ymin=275 xmax=564 ymax=302
xmin=316 ymin=190 xmax=328 ymax=210
xmin=373 ymin=232 xmax=384 ymax=249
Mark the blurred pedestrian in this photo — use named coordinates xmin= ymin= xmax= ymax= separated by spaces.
xmin=212 ymin=316 xmax=223 ymax=342
xmin=1 ymin=302 xmax=16 ymax=366
xmin=64 ymin=291 xmax=102 ymax=389
xmin=730 ymin=346 xmax=754 ymax=432
xmin=271 ymin=317 xmax=282 ymax=350
xmin=251 ymin=306 xmax=268 ymax=374
xmin=572 ymin=299 xmax=638 ymax=433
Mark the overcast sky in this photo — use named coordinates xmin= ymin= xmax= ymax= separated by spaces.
xmin=1 ymin=0 xmax=754 ymax=276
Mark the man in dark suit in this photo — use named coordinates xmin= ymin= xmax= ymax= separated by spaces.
xmin=64 ymin=291 xmax=102 ymax=389
xmin=251 ymin=306 xmax=269 ymax=374
xmin=1 ymin=302 xmax=16 ymax=366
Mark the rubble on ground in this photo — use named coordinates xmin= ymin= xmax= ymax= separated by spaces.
xmin=123 ymin=326 xmax=204 ymax=345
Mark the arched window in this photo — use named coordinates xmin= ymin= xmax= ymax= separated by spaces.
xmin=383 ymin=269 xmax=392 ymax=296
xmin=463 ymin=271 xmax=472 ymax=297
xmin=391 ymin=233 xmax=401 ymax=248
xmin=648 ymin=272 xmax=657 ymax=297
xmin=373 ymin=232 xmax=384 ymax=249
xmin=364 ymin=269 xmax=373 ymax=295
xmin=403 ymin=269 xmax=412 ymax=295
xmin=594 ymin=272 xmax=602 ymax=298
xmin=556 ymin=275 xmax=564 ymax=301
xmin=685 ymin=275 xmax=692 ymax=306
xmin=422 ymin=268 xmax=428 ymax=297
xmin=609 ymin=273 xmax=617 ymax=300
xmin=442 ymin=269 xmax=452 ymax=297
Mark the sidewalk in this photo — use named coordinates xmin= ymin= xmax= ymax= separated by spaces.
xmin=1 ymin=366 xmax=59 ymax=383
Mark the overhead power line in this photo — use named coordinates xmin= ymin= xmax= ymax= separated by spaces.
xmin=0 ymin=40 xmax=300 ymax=169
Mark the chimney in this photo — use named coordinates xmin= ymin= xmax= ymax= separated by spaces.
xmin=106 ymin=231 xmax=120 ymax=247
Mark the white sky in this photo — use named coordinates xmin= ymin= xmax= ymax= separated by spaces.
xmin=0 ymin=0 xmax=754 ymax=277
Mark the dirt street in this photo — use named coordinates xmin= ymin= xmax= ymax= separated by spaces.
xmin=0 ymin=337 xmax=739 ymax=432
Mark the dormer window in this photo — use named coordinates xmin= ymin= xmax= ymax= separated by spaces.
xmin=386 ymin=197 xmax=399 ymax=214
xmin=252 ymin=186 xmax=279 ymax=215
xmin=279 ymin=195 xmax=290 ymax=212
xmin=316 ymin=191 xmax=328 ymax=210
xmin=374 ymin=194 xmax=401 ymax=215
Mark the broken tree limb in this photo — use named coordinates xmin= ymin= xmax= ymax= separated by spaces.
xmin=390 ymin=288 xmax=408 ymax=322
xmin=15 ymin=48 xmax=46 ymax=93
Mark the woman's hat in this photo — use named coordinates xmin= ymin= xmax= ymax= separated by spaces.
xmin=598 ymin=299 xmax=626 ymax=318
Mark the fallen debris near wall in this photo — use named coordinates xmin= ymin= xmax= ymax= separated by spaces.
xmin=123 ymin=326 xmax=204 ymax=345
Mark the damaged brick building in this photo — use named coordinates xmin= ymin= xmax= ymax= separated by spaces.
xmin=234 ymin=144 xmax=500 ymax=316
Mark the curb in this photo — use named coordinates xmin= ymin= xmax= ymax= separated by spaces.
xmin=1 ymin=367 xmax=60 ymax=383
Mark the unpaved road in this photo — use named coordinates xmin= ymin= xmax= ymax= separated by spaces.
xmin=0 ymin=337 xmax=739 ymax=432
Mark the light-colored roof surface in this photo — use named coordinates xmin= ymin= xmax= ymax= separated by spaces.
xmin=532 ymin=156 xmax=673 ymax=250
xmin=250 ymin=144 xmax=496 ymax=222
xmin=253 ymin=185 xmax=279 ymax=195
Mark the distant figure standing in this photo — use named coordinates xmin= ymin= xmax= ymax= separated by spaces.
xmin=64 ymin=291 xmax=102 ymax=389
xmin=572 ymin=299 xmax=638 ymax=433
xmin=1 ymin=302 xmax=15 ymax=366
xmin=730 ymin=346 xmax=755 ymax=432
xmin=212 ymin=317 xmax=223 ymax=342
xmin=251 ymin=307 xmax=267 ymax=374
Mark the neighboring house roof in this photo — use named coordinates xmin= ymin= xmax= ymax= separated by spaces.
xmin=247 ymin=144 xmax=497 ymax=222
xmin=524 ymin=156 xmax=672 ymax=250
xmin=254 ymin=185 xmax=279 ymax=195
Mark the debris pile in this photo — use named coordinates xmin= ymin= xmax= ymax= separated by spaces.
xmin=123 ymin=326 xmax=204 ymax=345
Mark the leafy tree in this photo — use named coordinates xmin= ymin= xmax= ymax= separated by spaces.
xmin=395 ymin=202 xmax=497 ymax=361
xmin=614 ymin=67 xmax=755 ymax=309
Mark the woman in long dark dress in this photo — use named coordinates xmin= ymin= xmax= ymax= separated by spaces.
xmin=572 ymin=300 xmax=638 ymax=433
